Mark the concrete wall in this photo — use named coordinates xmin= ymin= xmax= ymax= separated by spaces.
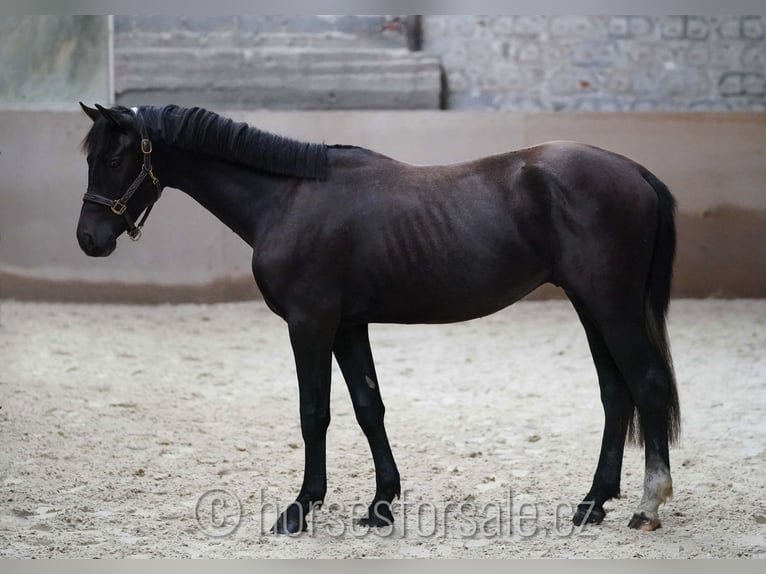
xmin=1 ymin=110 xmax=764 ymax=302
xmin=0 ymin=16 xmax=110 ymax=110
xmin=113 ymin=15 xmax=440 ymax=110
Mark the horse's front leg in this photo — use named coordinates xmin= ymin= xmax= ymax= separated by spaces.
xmin=271 ymin=317 xmax=336 ymax=535
xmin=333 ymin=324 xmax=401 ymax=527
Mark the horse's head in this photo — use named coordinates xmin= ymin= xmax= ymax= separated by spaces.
xmin=77 ymin=103 xmax=162 ymax=256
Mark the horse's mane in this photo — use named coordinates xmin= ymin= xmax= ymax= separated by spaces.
xmin=136 ymin=105 xmax=329 ymax=180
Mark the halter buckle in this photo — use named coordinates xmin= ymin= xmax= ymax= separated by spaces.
xmin=111 ymin=199 xmax=127 ymax=215
xmin=128 ymin=227 xmax=142 ymax=241
xmin=141 ymin=139 xmax=152 ymax=154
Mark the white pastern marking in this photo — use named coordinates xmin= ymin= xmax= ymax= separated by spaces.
xmin=636 ymin=466 xmax=673 ymax=519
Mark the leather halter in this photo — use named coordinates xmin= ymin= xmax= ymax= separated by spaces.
xmin=82 ymin=119 xmax=163 ymax=241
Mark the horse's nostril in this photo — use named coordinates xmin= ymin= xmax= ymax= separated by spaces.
xmin=78 ymin=230 xmax=95 ymax=251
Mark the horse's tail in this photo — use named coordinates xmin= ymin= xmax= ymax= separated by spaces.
xmin=627 ymin=166 xmax=681 ymax=446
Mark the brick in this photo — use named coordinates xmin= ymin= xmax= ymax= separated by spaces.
xmin=741 ymin=44 xmax=766 ymax=69
xmin=689 ymin=99 xmax=732 ymax=111
xmin=499 ymin=96 xmax=545 ymax=111
xmin=711 ymin=44 xmax=743 ymax=68
xmin=516 ymin=43 xmax=541 ymax=63
xmin=549 ymin=16 xmax=595 ymax=37
xmin=719 ymin=72 xmax=744 ymax=96
xmin=718 ymin=17 xmax=742 ymax=39
xmin=478 ymin=74 xmax=501 ymax=91
xmin=686 ymin=17 xmax=710 ymax=41
xmin=607 ymin=17 xmax=629 ymax=38
xmin=686 ymin=44 xmax=711 ymax=66
xmin=742 ymin=16 xmax=764 ymax=40
xmin=446 ymin=71 xmax=468 ymax=92
xmin=665 ymin=69 xmax=711 ymax=97
xmin=630 ymin=99 xmax=661 ymax=111
xmin=628 ymin=17 xmax=654 ymax=37
xmin=743 ymin=73 xmax=765 ymax=96
xmin=451 ymin=16 xmax=480 ymax=37
xmin=572 ymin=97 xmax=622 ymax=111
xmin=659 ymin=17 xmax=685 ymax=39
xmin=549 ymin=66 xmax=597 ymax=95
xmin=630 ymin=71 xmax=663 ymax=95
xmin=462 ymin=40 xmax=492 ymax=66
xmin=513 ymin=16 xmax=545 ymax=37
xmin=626 ymin=42 xmax=656 ymax=65
xmin=525 ymin=67 xmax=546 ymax=85
xmin=569 ymin=40 xmax=619 ymax=67
xmin=447 ymin=92 xmax=496 ymax=110
xmin=606 ymin=71 xmax=632 ymax=94
xmin=541 ymin=44 xmax=565 ymax=65
xmin=488 ymin=16 xmax=513 ymax=36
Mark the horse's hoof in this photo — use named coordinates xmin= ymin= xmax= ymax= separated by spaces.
xmin=270 ymin=506 xmax=308 ymax=535
xmin=356 ymin=503 xmax=394 ymax=528
xmin=270 ymin=517 xmax=307 ymax=535
xmin=572 ymin=502 xmax=605 ymax=526
xmin=628 ymin=512 xmax=661 ymax=531
xmin=357 ymin=514 xmax=394 ymax=528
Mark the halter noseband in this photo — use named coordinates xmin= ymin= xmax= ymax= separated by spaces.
xmin=82 ymin=119 xmax=163 ymax=241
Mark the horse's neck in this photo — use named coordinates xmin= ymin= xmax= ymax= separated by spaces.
xmin=156 ymin=145 xmax=289 ymax=246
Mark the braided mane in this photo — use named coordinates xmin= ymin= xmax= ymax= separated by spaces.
xmin=137 ymin=105 xmax=328 ymax=180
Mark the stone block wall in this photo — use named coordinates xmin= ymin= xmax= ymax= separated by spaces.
xmin=423 ymin=15 xmax=766 ymax=111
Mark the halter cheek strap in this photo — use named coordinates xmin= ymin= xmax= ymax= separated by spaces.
xmin=82 ymin=121 xmax=163 ymax=241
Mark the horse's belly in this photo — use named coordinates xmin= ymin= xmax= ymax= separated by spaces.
xmin=342 ymin=194 xmax=550 ymax=325
xmin=350 ymin=259 xmax=548 ymax=325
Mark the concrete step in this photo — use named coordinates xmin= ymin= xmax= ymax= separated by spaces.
xmin=114 ymin=47 xmax=443 ymax=110
xmin=114 ymin=15 xmax=413 ymax=49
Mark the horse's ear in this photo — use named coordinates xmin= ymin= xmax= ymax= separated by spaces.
xmin=80 ymin=102 xmax=100 ymax=123
xmin=94 ymin=103 xmax=123 ymax=130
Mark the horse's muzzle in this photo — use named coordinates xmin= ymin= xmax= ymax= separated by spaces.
xmin=77 ymin=228 xmax=117 ymax=257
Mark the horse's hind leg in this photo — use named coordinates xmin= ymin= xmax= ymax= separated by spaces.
xmin=612 ymin=326 xmax=675 ymax=531
xmin=582 ymin=304 xmax=677 ymax=531
xmin=333 ymin=324 xmax=401 ymax=527
xmin=570 ymin=298 xmax=633 ymax=526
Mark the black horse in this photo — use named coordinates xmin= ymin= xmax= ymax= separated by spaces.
xmin=77 ymin=103 xmax=680 ymax=535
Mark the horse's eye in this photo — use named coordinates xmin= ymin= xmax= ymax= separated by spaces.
xmin=109 ymin=158 xmax=121 ymax=169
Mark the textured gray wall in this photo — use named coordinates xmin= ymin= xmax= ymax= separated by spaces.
xmin=0 ymin=16 xmax=109 ymax=110
xmin=3 ymin=16 xmax=765 ymax=112
xmin=423 ymin=15 xmax=766 ymax=111
xmin=111 ymin=15 xmax=766 ymax=112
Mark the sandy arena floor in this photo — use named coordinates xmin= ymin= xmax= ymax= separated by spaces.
xmin=0 ymin=299 xmax=764 ymax=558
